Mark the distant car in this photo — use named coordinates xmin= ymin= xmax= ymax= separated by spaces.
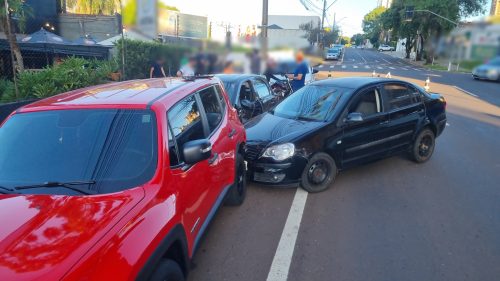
xmin=378 ymin=45 xmax=394 ymax=51
xmin=216 ymin=74 xmax=280 ymax=123
xmin=244 ymin=77 xmax=447 ymax=192
xmin=332 ymin=44 xmax=344 ymax=54
xmin=472 ymin=57 xmax=500 ymax=81
xmin=325 ymin=48 xmax=341 ymax=60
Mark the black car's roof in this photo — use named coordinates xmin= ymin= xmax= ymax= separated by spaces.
xmin=215 ymin=74 xmax=264 ymax=83
xmin=311 ymin=77 xmax=407 ymax=89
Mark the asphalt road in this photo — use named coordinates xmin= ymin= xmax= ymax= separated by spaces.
xmin=318 ymin=48 xmax=500 ymax=107
xmin=187 ymin=49 xmax=500 ymax=281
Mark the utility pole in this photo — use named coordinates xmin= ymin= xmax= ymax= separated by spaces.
xmin=321 ymin=0 xmax=326 ymax=47
xmin=261 ymin=0 xmax=268 ymax=59
xmin=119 ymin=0 xmax=125 ymax=80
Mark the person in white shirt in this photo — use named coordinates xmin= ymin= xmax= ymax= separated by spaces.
xmin=177 ymin=57 xmax=196 ymax=77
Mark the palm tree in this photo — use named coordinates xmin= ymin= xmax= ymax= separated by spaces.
xmin=1 ymin=0 xmax=28 ymax=73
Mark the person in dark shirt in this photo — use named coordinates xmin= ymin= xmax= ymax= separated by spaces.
xmin=287 ymin=51 xmax=309 ymax=92
xmin=150 ymin=58 xmax=167 ymax=78
xmin=263 ymin=59 xmax=281 ymax=83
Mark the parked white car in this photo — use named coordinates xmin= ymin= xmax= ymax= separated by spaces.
xmin=378 ymin=45 xmax=395 ymax=51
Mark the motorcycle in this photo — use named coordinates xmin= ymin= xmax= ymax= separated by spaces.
xmin=270 ymin=74 xmax=293 ymax=101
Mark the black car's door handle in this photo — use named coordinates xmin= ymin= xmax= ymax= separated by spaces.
xmin=208 ymin=153 xmax=219 ymax=165
xmin=229 ymin=128 xmax=237 ymax=138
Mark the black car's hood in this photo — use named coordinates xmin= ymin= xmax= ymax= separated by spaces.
xmin=245 ymin=113 xmax=325 ymax=146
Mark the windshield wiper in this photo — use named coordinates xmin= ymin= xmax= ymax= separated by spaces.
xmin=14 ymin=181 xmax=97 ymax=195
xmin=0 ymin=186 xmax=16 ymax=194
xmin=295 ymin=116 xmax=319 ymax=122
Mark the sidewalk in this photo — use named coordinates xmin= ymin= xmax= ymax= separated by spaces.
xmin=385 ymin=50 xmax=472 ymax=73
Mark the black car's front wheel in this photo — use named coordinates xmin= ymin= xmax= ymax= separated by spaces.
xmin=225 ymin=153 xmax=247 ymax=206
xmin=411 ymin=128 xmax=436 ymax=163
xmin=300 ymin=152 xmax=337 ymax=193
xmin=149 ymin=259 xmax=185 ymax=281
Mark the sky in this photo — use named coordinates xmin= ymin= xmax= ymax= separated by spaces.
xmin=161 ymin=0 xmax=379 ymax=37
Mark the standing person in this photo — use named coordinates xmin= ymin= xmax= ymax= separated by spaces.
xmin=287 ymin=51 xmax=308 ymax=92
xmin=150 ymin=58 xmax=167 ymax=78
xmin=176 ymin=57 xmax=196 ymax=77
xmin=263 ymin=59 xmax=280 ymax=83
xmin=223 ymin=61 xmax=235 ymax=74
xmin=250 ymin=49 xmax=261 ymax=74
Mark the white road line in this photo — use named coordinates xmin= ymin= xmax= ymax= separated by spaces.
xmin=357 ymin=51 xmax=368 ymax=63
xmin=389 ymin=66 xmax=395 ymax=70
xmin=342 ymin=65 xmax=346 ymax=69
xmin=353 ymin=65 xmax=358 ymax=69
xmin=453 ymin=86 xmax=479 ymax=98
xmin=266 ymin=188 xmax=309 ymax=281
xmin=377 ymin=66 xmax=383 ymax=70
xmin=364 ymin=65 xmax=370 ymax=69
xmin=318 ymin=65 xmax=324 ymax=68
xmin=330 ymin=65 xmax=335 ymax=69
xmin=413 ymin=68 xmax=421 ymax=71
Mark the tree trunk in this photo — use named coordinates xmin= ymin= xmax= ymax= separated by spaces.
xmin=405 ymin=36 xmax=413 ymax=59
xmin=1 ymin=14 xmax=24 ymax=72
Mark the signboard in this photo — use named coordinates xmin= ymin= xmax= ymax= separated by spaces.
xmin=137 ymin=0 xmax=158 ymax=38
xmin=158 ymin=10 xmax=208 ymax=39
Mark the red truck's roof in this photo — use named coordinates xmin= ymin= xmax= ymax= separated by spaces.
xmin=19 ymin=77 xmax=216 ymax=112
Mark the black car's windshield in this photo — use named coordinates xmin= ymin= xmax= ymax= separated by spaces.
xmin=328 ymin=49 xmax=339 ymax=54
xmin=272 ymin=85 xmax=347 ymax=121
xmin=0 ymin=109 xmax=158 ymax=195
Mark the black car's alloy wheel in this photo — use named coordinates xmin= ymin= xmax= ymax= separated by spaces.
xmin=301 ymin=152 xmax=337 ymax=193
xmin=225 ymin=153 xmax=247 ymax=206
xmin=411 ymin=128 xmax=435 ymax=163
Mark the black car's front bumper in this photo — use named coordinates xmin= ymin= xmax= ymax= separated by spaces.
xmin=245 ymin=156 xmax=308 ymax=187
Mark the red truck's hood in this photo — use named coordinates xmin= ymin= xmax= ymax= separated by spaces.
xmin=0 ymin=190 xmax=144 ymax=280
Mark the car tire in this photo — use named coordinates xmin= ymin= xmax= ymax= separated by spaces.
xmin=300 ymin=152 xmax=337 ymax=193
xmin=149 ymin=259 xmax=185 ymax=281
xmin=411 ymin=128 xmax=435 ymax=163
xmin=225 ymin=153 xmax=247 ymax=206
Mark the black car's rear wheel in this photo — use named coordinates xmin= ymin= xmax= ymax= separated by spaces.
xmin=411 ymin=128 xmax=435 ymax=163
xmin=300 ymin=152 xmax=337 ymax=193
xmin=150 ymin=259 xmax=185 ymax=281
xmin=225 ymin=153 xmax=247 ymax=206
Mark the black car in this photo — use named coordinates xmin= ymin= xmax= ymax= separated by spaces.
xmin=216 ymin=74 xmax=279 ymax=123
xmin=244 ymin=77 xmax=447 ymax=192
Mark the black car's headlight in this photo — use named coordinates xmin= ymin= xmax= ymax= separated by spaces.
xmin=262 ymin=143 xmax=295 ymax=161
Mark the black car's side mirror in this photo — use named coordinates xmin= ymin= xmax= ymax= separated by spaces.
xmin=183 ymin=139 xmax=212 ymax=165
xmin=240 ymin=99 xmax=255 ymax=110
xmin=346 ymin=112 xmax=364 ymax=123
xmin=312 ymin=68 xmax=319 ymax=74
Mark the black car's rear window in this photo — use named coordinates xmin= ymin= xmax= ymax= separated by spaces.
xmin=0 ymin=109 xmax=158 ymax=195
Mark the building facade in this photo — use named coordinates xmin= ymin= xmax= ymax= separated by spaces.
xmin=267 ymin=15 xmax=321 ymax=49
xmin=377 ymin=0 xmax=393 ymax=8
xmin=491 ymin=0 xmax=500 ymax=16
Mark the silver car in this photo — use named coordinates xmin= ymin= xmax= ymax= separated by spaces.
xmin=325 ymin=48 xmax=340 ymax=60
xmin=472 ymin=57 xmax=500 ymax=81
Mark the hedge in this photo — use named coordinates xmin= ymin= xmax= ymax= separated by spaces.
xmin=0 ymin=57 xmax=119 ymax=103
xmin=115 ymin=39 xmax=192 ymax=80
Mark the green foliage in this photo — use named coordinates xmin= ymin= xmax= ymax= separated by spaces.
xmin=351 ymin=34 xmax=364 ymax=46
xmin=115 ymin=39 xmax=191 ymax=80
xmin=64 ymin=0 xmax=120 ymax=15
xmin=1 ymin=57 xmax=119 ymax=103
xmin=0 ymin=78 xmax=15 ymax=101
xmin=362 ymin=6 xmax=387 ymax=45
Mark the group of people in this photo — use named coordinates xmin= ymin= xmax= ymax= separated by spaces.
xmin=150 ymin=50 xmax=309 ymax=92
